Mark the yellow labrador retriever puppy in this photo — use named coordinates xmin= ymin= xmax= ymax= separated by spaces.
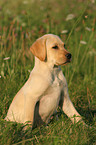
xmin=5 ymin=34 xmax=83 ymax=127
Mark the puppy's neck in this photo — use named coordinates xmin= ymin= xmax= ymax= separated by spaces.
xmin=34 ymin=57 xmax=60 ymax=73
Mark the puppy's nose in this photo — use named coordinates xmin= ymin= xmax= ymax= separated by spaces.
xmin=66 ymin=53 xmax=72 ymax=59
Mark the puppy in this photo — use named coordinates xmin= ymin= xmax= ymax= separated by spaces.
xmin=5 ymin=34 xmax=83 ymax=128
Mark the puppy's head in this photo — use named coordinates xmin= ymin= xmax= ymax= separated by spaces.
xmin=30 ymin=34 xmax=72 ymax=66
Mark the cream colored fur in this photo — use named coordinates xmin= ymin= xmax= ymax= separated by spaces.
xmin=5 ymin=34 xmax=83 ymax=128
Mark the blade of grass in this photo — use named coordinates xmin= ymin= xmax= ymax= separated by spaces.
xmin=66 ymin=1 xmax=89 ymax=44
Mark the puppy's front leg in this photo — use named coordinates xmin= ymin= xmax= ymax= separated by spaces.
xmin=23 ymin=97 xmax=37 ymax=127
xmin=62 ymin=86 xmax=82 ymax=123
xmin=23 ymin=75 xmax=50 ymax=127
xmin=59 ymin=71 xmax=83 ymax=123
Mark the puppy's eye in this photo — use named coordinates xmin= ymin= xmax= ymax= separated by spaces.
xmin=52 ymin=45 xmax=58 ymax=49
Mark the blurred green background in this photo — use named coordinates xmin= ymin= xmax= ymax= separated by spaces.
xmin=0 ymin=0 xmax=96 ymax=144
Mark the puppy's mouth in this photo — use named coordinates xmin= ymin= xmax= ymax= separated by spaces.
xmin=56 ymin=58 xmax=72 ymax=66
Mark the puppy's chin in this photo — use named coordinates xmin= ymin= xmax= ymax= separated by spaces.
xmin=61 ymin=61 xmax=70 ymax=66
xmin=63 ymin=58 xmax=72 ymax=65
xmin=56 ymin=59 xmax=71 ymax=66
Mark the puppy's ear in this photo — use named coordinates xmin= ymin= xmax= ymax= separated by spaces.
xmin=30 ymin=37 xmax=46 ymax=61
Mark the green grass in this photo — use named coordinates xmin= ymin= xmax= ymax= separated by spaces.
xmin=0 ymin=0 xmax=96 ymax=144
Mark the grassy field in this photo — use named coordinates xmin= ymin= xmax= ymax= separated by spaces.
xmin=0 ymin=0 xmax=96 ymax=144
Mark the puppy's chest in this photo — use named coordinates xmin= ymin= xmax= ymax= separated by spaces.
xmin=39 ymin=73 xmax=64 ymax=122
xmin=52 ymin=76 xmax=63 ymax=89
xmin=46 ymin=74 xmax=63 ymax=96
